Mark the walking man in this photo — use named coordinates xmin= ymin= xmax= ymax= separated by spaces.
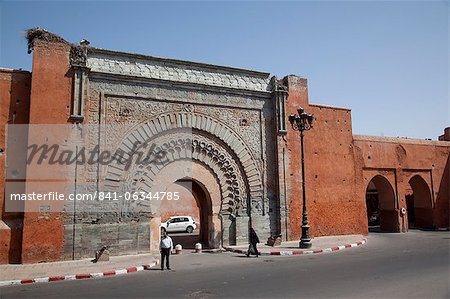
xmin=160 ymin=231 xmax=173 ymax=270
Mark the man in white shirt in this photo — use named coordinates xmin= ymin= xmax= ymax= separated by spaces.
xmin=159 ymin=231 xmax=173 ymax=270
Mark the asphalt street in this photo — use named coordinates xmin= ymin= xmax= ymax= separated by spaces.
xmin=1 ymin=230 xmax=448 ymax=299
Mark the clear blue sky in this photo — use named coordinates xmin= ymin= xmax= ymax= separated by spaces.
xmin=1 ymin=1 xmax=448 ymax=139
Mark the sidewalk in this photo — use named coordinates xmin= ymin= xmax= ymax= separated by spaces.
xmin=225 ymin=234 xmax=367 ymax=256
xmin=0 ymin=234 xmax=367 ymax=287
xmin=0 ymin=253 xmax=159 ymax=287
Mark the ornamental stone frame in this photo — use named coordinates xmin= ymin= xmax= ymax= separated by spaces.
xmin=102 ymin=120 xmax=264 ymax=247
xmin=62 ymin=47 xmax=277 ymax=256
xmin=102 ymin=113 xmax=265 ymax=214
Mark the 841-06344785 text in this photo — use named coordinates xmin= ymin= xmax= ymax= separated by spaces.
xmin=10 ymin=191 xmax=180 ymax=201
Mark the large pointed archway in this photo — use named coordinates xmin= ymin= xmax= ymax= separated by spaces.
xmin=101 ymin=112 xmax=266 ymax=252
xmin=149 ymin=159 xmax=223 ymax=248
xmin=365 ymin=175 xmax=399 ymax=232
xmin=406 ymin=175 xmax=433 ymax=229
xmin=169 ymin=178 xmax=213 ymax=248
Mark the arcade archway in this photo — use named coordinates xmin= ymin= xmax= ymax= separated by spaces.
xmin=406 ymin=175 xmax=433 ymax=229
xmin=365 ymin=175 xmax=399 ymax=232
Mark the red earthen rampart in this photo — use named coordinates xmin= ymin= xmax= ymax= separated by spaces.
xmin=0 ymin=69 xmax=31 ymax=263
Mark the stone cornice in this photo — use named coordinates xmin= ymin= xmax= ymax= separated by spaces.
xmin=87 ymin=48 xmax=272 ymax=93
xmin=88 ymin=48 xmax=270 ymax=77
xmin=89 ymin=71 xmax=272 ymax=99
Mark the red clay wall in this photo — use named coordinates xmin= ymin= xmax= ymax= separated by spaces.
xmin=285 ymin=75 xmax=367 ymax=240
xmin=285 ymin=74 xmax=449 ymax=238
xmin=21 ymin=40 xmax=72 ymax=263
xmin=353 ymin=135 xmax=450 ymax=231
xmin=0 ymin=69 xmax=31 ymax=264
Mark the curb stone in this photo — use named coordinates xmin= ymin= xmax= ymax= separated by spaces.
xmin=0 ymin=259 xmax=159 ymax=287
xmin=225 ymin=238 xmax=367 ymax=256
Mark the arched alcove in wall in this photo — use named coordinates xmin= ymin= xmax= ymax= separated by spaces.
xmin=365 ymin=175 xmax=399 ymax=232
xmin=150 ymin=160 xmax=223 ymax=248
xmin=406 ymin=175 xmax=433 ymax=229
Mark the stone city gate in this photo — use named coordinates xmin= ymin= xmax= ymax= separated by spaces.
xmin=60 ymin=47 xmax=275 ymax=259
xmin=3 ymin=30 xmax=447 ymax=264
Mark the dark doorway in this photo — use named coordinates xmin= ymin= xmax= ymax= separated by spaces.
xmin=405 ymin=191 xmax=415 ymax=226
xmin=162 ymin=179 xmax=213 ymax=249
xmin=366 ymin=181 xmax=380 ymax=228
xmin=407 ymin=175 xmax=433 ymax=229
xmin=365 ymin=175 xmax=399 ymax=232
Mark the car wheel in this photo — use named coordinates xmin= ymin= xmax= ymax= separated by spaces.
xmin=186 ymin=226 xmax=194 ymax=233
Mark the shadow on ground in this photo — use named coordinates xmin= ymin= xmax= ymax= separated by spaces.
xmin=169 ymin=233 xmax=200 ymax=249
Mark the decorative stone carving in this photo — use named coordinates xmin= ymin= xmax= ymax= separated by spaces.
xmin=102 ymin=97 xmax=263 ymax=161
xmin=70 ymin=45 xmax=88 ymax=67
xmin=99 ymin=111 xmax=265 ymax=219
xmin=103 ymin=127 xmax=257 ymax=215
xmin=118 ymin=133 xmax=248 ymax=218
xmin=272 ymin=76 xmax=288 ymax=134
xmin=87 ymin=50 xmax=272 ymax=93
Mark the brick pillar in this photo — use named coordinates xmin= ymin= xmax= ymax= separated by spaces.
xmin=21 ymin=38 xmax=73 ymax=263
xmin=1 ymin=69 xmax=31 ymax=264
xmin=284 ymin=76 xmax=310 ymax=240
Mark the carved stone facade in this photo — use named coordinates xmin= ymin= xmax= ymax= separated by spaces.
xmin=58 ymin=47 xmax=275 ymax=256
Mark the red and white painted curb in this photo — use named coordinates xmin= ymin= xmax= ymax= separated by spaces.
xmin=225 ymin=238 xmax=367 ymax=256
xmin=0 ymin=260 xmax=159 ymax=287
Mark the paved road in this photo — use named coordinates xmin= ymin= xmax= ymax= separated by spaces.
xmin=1 ymin=230 xmax=449 ymax=298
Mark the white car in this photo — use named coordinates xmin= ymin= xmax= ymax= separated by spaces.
xmin=161 ymin=216 xmax=197 ymax=233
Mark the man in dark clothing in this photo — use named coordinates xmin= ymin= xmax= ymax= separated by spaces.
xmin=160 ymin=232 xmax=173 ymax=270
xmin=246 ymin=227 xmax=260 ymax=257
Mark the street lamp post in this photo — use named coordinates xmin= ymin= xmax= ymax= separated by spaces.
xmin=288 ymin=107 xmax=314 ymax=249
